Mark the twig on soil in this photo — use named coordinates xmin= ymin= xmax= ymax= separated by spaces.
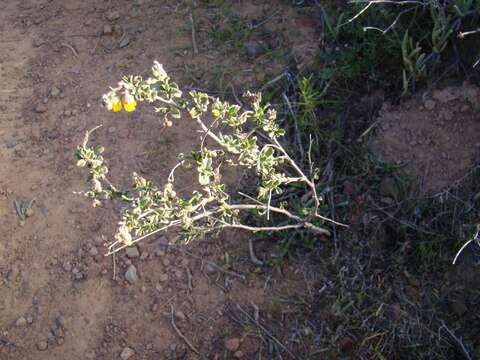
xmin=112 ymin=252 xmax=117 ymax=281
xmin=248 ymin=238 xmax=264 ymax=266
xmin=234 ymin=302 xmax=298 ymax=360
xmin=186 ymin=267 xmax=193 ymax=293
xmin=61 ymin=42 xmax=79 ymax=57
xmin=170 ymin=305 xmax=206 ymax=359
xmin=190 ymin=12 xmax=199 ymax=55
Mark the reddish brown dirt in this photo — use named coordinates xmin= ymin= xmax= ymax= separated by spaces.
xmin=0 ymin=1 xmax=319 ymax=359
xmin=371 ymin=82 xmax=480 ymax=192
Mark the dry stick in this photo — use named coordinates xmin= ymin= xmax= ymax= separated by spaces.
xmin=61 ymin=42 xmax=79 ymax=57
xmin=248 ymin=238 xmax=264 ymax=266
xmin=235 ymin=303 xmax=298 ymax=360
xmin=170 ymin=305 xmax=206 ymax=359
xmin=190 ymin=12 xmax=199 ymax=55
xmin=439 ymin=320 xmax=472 ymax=360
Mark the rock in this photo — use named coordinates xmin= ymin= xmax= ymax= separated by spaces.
xmin=175 ymin=310 xmax=186 ymax=321
xmin=106 ymin=10 xmax=120 ymax=21
xmin=25 ymin=208 xmax=34 ymax=217
xmin=63 ymin=262 xmax=72 ymax=272
xmin=159 ymin=274 xmax=169 ymax=283
xmin=120 ymin=347 xmax=135 ymax=360
xmin=103 ymin=24 xmax=113 ymax=35
xmin=75 ymin=272 xmax=84 ymax=280
xmin=64 ymin=110 xmax=72 ymax=117
xmin=16 ymin=316 xmax=27 ymax=327
xmin=27 ymin=316 xmax=34 ymax=324
xmin=56 ymin=315 xmax=66 ymax=328
xmin=225 ymin=338 xmax=240 ymax=352
xmin=140 ymin=251 xmax=149 ymax=261
xmin=119 ymin=35 xmax=130 ymax=48
xmin=424 ymin=99 xmax=436 ymax=111
xmin=205 ymin=263 xmax=216 ymax=274
xmin=50 ymin=87 xmax=61 ymax=98
xmin=34 ymin=104 xmax=47 ymax=113
xmin=125 ymin=246 xmax=140 ymax=259
xmin=234 ymin=351 xmax=244 ymax=359
xmin=89 ymin=246 xmax=99 ymax=257
xmin=125 ymin=265 xmax=138 ymax=284
xmin=36 ymin=341 xmax=48 ymax=351
xmin=162 ymin=258 xmax=171 ymax=267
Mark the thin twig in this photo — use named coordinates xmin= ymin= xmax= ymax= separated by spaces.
xmin=61 ymin=42 xmax=79 ymax=57
xmin=189 ymin=11 xmax=199 ymax=55
xmin=439 ymin=320 xmax=472 ymax=360
xmin=235 ymin=302 xmax=298 ymax=360
xmin=170 ymin=305 xmax=206 ymax=359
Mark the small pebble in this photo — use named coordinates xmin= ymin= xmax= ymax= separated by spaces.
xmin=125 ymin=265 xmax=138 ymax=284
xmin=225 ymin=338 xmax=240 ymax=352
xmin=120 ymin=347 xmax=135 ymax=360
xmin=50 ymin=87 xmax=61 ymax=97
xmin=15 ymin=317 xmax=27 ymax=327
xmin=125 ymin=246 xmax=140 ymax=259
xmin=34 ymin=104 xmax=47 ymax=113
xmin=89 ymin=246 xmax=99 ymax=257
xmin=103 ymin=24 xmax=113 ymax=35
xmin=36 ymin=341 xmax=48 ymax=351
xmin=106 ymin=10 xmax=121 ymax=21
xmin=159 ymin=274 xmax=169 ymax=283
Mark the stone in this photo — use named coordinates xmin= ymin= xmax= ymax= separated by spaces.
xmin=162 ymin=258 xmax=170 ymax=267
xmin=89 ymin=246 xmax=99 ymax=257
xmin=34 ymin=104 xmax=47 ymax=113
xmin=106 ymin=10 xmax=120 ymax=21
xmin=119 ymin=35 xmax=130 ymax=48
xmin=25 ymin=208 xmax=34 ymax=217
xmin=125 ymin=246 xmax=140 ymax=259
xmin=120 ymin=347 xmax=135 ymax=360
xmin=36 ymin=341 xmax=48 ymax=351
xmin=103 ymin=24 xmax=113 ymax=35
xmin=50 ymin=87 xmax=61 ymax=97
xmin=424 ymin=99 xmax=435 ymax=111
xmin=159 ymin=274 xmax=169 ymax=283
xmin=175 ymin=310 xmax=186 ymax=321
xmin=16 ymin=316 xmax=27 ymax=327
xmin=75 ymin=272 xmax=84 ymax=280
xmin=234 ymin=351 xmax=244 ymax=359
xmin=63 ymin=262 xmax=72 ymax=272
xmin=225 ymin=338 xmax=240 ymax=352
xmin=125 ymin=265 xmax=138 ymax=284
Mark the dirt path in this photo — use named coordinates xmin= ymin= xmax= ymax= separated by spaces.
xmin=0 ymin=1 xmax=319 ymax=359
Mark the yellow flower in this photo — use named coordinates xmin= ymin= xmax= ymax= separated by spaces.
xmin=111 ymin=98 xmax=123 ymax=112
xmin=105 ymin=94 xmax=123 ymax=112
xmin=122 ymin=92 xmax=137 ymax=112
